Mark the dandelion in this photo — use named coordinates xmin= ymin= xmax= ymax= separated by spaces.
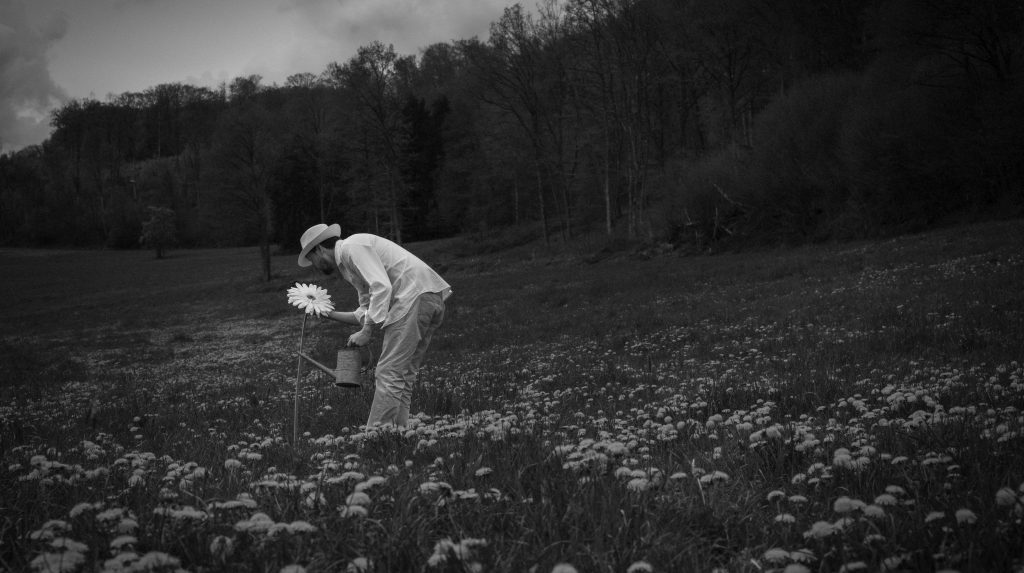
xmin=339 ymin=505 xmax=368 ymax=518
xmin=784 ymin=565 xmax=811 ymax=573
xmin=789 ymin=549 xmax=815 ymax=563
xmin=873 ymin=493 xmax=898 ymax=506
xmin=925 ymin=511 xmax=945 ymax=523
xmin=134 ymin=551 xmax=181 ymax=570
xmin=775 ymin=513 xmax=796 ymax=524
xmin=767 ymin=490 xmax=786 ymax=502
xmin=30 ymin=551 xmax=86 ymax=573
xmin=346 ymin=492 xmax=371 ymax=506
xmin=347 ymin=558 xmax=370 ymax=573
xmin=803 ymin=521 xmax=834 ymax=539
xmin=287 ymin=283 xmax=334 ymax=317
xmin=833 ymin=496 xmax=865 ymax=513
xmin=49 ymin=538 xmax=88 ymax=553
xmin=995 ymin=487 xmax=1017 ymax=506
xmin=839 ymin=562 xmax=868 ymax=572
xmin=954 ymin=508 xmax=977 ymax=524
xmin=863 ymin=505 xmax=886 ymax=519
xmin=551 ymin=564 xmax=579 ymax=573
xmin=627 ymin=478 xmax=650 ymax=492
xmin=627 ymin=561 xmax=654 ymax=573
xmin=475 ymin=467 xmax=493 ymax=477
xmin=109 ymin=536 xmax=136 ymax=550
xmin=281 ymin=565 xmax=307 ymax=573
xmin=763 ymin=548 xmax=790 ymax=564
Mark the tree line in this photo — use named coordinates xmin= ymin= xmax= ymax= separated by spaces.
xmin=2 ymin=0 xmax=1022 ymax=276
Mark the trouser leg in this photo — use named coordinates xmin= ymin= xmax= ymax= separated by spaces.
xmin=365 ymin=293 xmax=445 ymax=428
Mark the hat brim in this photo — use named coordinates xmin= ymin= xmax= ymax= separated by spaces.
xmin=298 ymin=224 xmax=341 ymax=267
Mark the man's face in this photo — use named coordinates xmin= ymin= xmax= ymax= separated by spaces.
xmin=310 ymin=246 xmax=335 ymax=275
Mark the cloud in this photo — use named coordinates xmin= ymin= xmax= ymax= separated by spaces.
xmin=284 ymin=0 xmax=507 ymax=62
xmin=0 ymin=1 xmax=68 ymax=153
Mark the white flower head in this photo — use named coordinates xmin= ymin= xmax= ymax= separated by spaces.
xmin=287 ymin=283 xmax=334 ymax=317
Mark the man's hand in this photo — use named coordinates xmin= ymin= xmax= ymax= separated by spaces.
xmin=348 ymin=330 xmax=372 ymax=347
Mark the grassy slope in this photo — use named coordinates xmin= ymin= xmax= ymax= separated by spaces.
xmin=0 ymin=220 xmax=1022 ymax=572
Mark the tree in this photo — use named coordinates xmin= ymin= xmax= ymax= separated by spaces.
xmin=139 ymin=205 xmax=176 ymax=258
xmin=327 ymin=42 xmax=411 ymax=242
xmin=206 ymin=99 xmax=282 ymax=281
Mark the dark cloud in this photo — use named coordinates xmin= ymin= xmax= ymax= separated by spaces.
xmin=0 ymin=1 xmax=68 ymax=153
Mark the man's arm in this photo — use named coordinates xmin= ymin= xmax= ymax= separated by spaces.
xmin=348 ymin=319 xmax=381 ymax=347
xmin=325 ymin=310 xmax=362 ymax=326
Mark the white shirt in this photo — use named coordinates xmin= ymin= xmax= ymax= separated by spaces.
xmin=333 ymin=233 xmax=451 ymax=328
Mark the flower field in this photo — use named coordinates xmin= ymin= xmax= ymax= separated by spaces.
xmin=1 ymin=220 xmax=1023 ymax=572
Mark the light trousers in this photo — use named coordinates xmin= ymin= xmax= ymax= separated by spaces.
xmin=365 ymin=291 xmax=446 ymax=428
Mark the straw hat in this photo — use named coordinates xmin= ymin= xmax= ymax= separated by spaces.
xmin=297 ymin=223 xmax=341 ymax=267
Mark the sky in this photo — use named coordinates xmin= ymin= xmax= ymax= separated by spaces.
xmin=0 ymin=0 xmax=512 ymax=154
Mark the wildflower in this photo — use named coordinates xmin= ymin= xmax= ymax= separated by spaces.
xmin=763 ymin=548 xmax=790 ymax=564
xmin=287 ymin=283 xmax=334 ymax=317
xmin=626 ymin=561 xmax=653 ymax=573
xmin=863 ymin=505 xmax=886 ymax=519
xmin=873 ymin=493 xmax=898 ymax=506
xmin=766 ymin=490 xmax=786 ymax=502
xmin=954 ymin=508 xmax=977 ymax=524
xmin=884 ymin=485 xmax=906 ymax=496
xmin=347 ymin=558 xmax=370 ymax=573
xmin=134 ymin=551 xmax=181 ymax=570
xmin=103 ymin=553 xmax=139 ymax=571
xmin=775 ymin=513 xmax=796 ymax=523
xmin=224 ymin=459 xmax=243 ymax=470
xmin=627 ymin=478 xmax=650 ymax=492
xmin=803 ymin=521 xmax=834 ymax=539
xmin=68 ymin=502 xmax=99 ymax=518
xmin=833 ymin=496 xmax=865 ymax=513
xmin=49 ymin=538 xmax=88 ymax=553
xmin=840 ymin=562 xmax=868 ymax=572
xmin=925 ymin=511 xmax=945 ymax=523
xmin=551 ymin=564 xmax=579 ymax=573
xmin=784 ymin=565 xmax=811 ymax=573
xmin=339 ymin=505 xmax=368 ymax=518
xmin=355 ymin=476 xmax=387 ymax=492
xmin=281 ymin=565 xmax=307 ymax=573
xmin=346 ymin=492 xmax=372 ymax=506
xmin=109 ymin=535 xmax=136 ymax=550
xmin=995 ymin=487 xmax=1017 ymax=506
xmin=289 ymin=520 xmax=317 ymax=533
xmin=788 ymin=495 xmax=808 ymax=504
xmin=789 ymin=549 xmax=815 ymax=563
xmin=29 ymin=551 xmax=86 ymax=573
xmin=475 ymin=467 xmax=493 ymax=477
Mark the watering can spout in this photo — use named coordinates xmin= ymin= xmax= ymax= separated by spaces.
xmin=297 ymin=349 xmax=364 ymax=388
xmin=298 ymin=352 xmax=334 ymax=377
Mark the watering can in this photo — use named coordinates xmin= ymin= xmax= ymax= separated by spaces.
xmin=298 ymin=347 xmax=371 ymax=388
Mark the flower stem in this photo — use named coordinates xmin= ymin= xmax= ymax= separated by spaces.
xmin=294 ymin=312 xmax=308 ymax=447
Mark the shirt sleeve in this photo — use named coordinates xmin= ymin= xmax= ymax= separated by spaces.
xmin=343 ymin=243 xmax=392 ymax=325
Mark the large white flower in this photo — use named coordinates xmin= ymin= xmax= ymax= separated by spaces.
xmin=287 ymin=283 xmax=334 ymax=317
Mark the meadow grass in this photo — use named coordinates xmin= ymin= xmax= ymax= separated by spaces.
xmin=1 ymin=220 xmax=1023 ymax=573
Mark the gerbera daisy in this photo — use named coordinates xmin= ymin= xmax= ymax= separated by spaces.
xmin=287 ymin=283 xmax=334 ymax=317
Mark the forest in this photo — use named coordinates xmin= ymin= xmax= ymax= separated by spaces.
xmin=1 ymin=0 xmax=1022 ymax=276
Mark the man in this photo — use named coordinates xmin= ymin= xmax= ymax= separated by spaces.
xmin=297 ymin=223 xmax=451 ymax=429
